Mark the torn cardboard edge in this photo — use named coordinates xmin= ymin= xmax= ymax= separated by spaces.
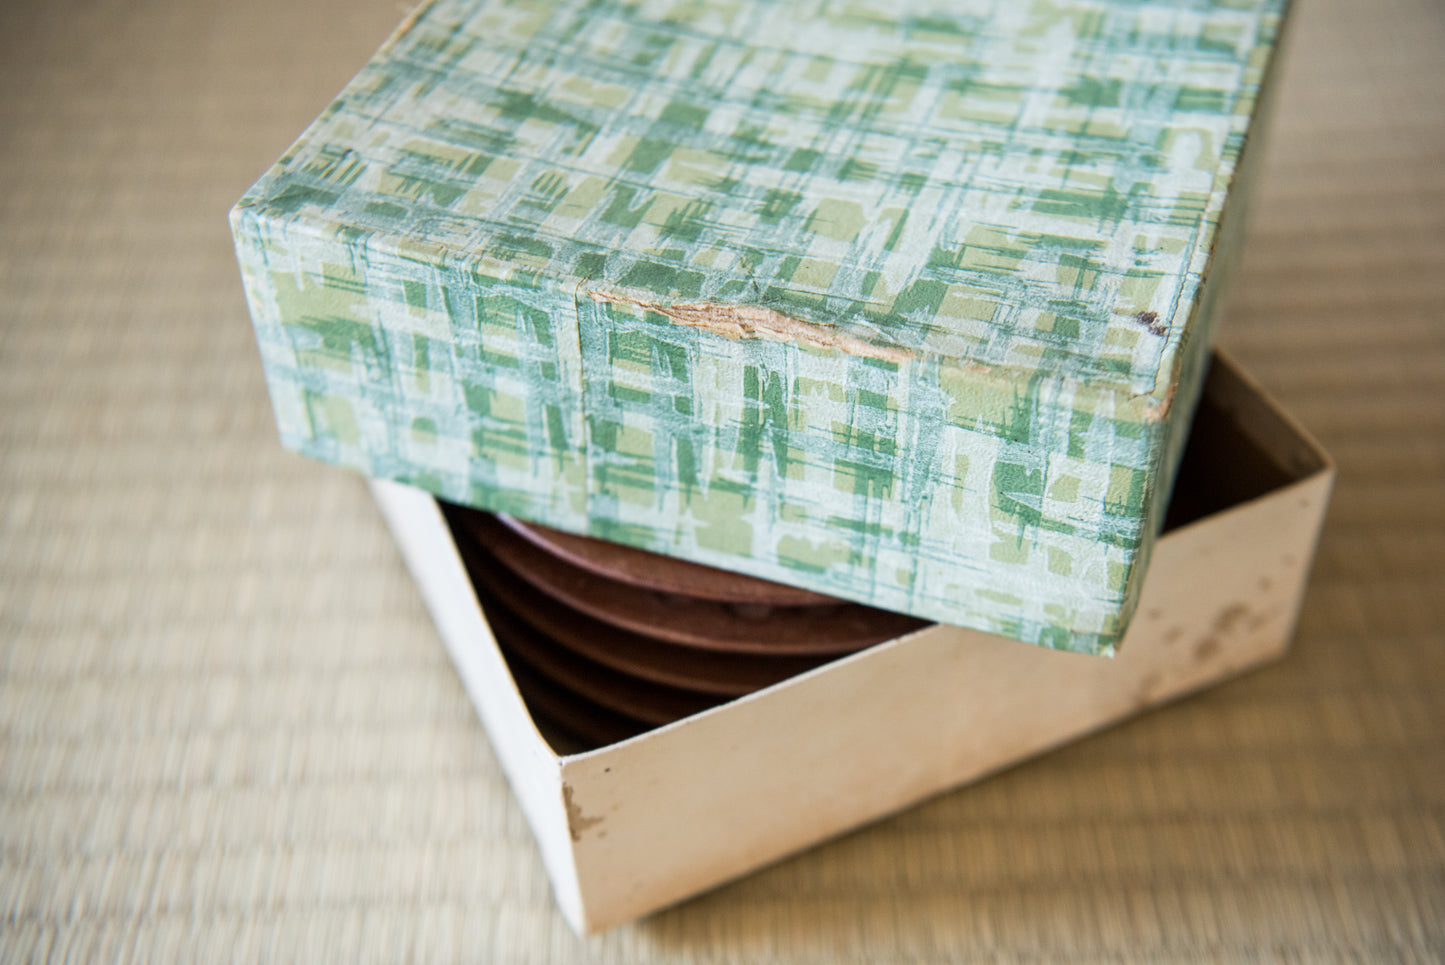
xmin=586 ymin=289 xmax=919 ymax=364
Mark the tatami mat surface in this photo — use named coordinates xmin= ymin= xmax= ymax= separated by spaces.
xmin=2 ymin=0 xmax=1442 ymax=960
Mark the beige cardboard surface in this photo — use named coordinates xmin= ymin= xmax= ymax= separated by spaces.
xmin=1 ymin=0 xmax=1443 ymax=960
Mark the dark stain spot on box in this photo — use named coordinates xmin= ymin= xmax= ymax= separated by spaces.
xmin=564 ymin=783 xmax=605 ymax=841
xmin=1134 ymin=310 xmax=1168 ymax=336
xmin=1194 ymin=603 xmax=1250 ymax=664
xmin=1194 ymin=636 xmax=1222 ymax=663
xmin=1215 ymin=604 xmax=1250 ymax=633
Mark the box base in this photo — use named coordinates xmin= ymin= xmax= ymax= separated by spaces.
xmin=371 ymin=351 xmax=1333 ymax=933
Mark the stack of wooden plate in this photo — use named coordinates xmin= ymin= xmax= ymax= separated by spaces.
xmin=442 ymin=506 xmax=927 ymax=750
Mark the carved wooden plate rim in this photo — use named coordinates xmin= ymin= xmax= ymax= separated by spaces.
xmin=496 ymin=514 xmax=840 ymax=607
xmin=465 ymin=512 xmax=926 ymax=655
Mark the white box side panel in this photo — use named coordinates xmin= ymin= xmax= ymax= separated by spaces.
xmin=558 ymin=468 xmax=1333 ymax=931
xmin=369 ymin=480 xmax=586 ymax=930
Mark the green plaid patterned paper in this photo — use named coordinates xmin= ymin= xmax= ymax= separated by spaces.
xmin=231 ymin=0 xmax=1287 ymax=654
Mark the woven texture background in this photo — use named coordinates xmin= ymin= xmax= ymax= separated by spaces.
xmin=2 ymin=0 xmax=1442 ymax=960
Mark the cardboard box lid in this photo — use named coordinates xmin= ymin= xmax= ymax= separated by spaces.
xmin=231 ymin=0 xmax=1289 ymax=654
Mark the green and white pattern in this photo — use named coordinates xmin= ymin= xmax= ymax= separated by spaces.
xmin=231 ymin=0 xmax=1286 ymax=654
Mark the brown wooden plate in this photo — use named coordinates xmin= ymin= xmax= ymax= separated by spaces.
xmin=464 ymin=512 xmax=928 ymax=655
xmin=481 ymin=585 xmax=721 ymax=727
xmin=447 ymin=516 xmax=830 ymax=696
xmin=502 ymin=655 xmax=647 ymax=750
xmin=494 ymin=513 xmax=839 ymax=606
